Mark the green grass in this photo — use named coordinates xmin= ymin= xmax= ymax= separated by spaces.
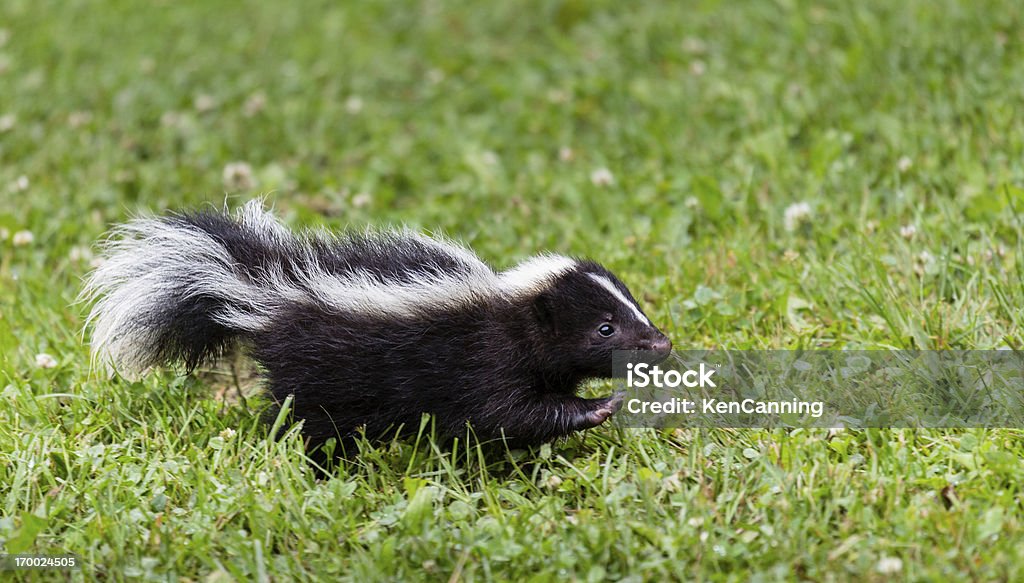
xmin=2 ymin=0 xmax=1024 ymax=580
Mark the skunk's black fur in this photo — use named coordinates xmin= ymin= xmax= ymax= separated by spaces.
xmin=83 ymin=202 xmax=671 ymax=453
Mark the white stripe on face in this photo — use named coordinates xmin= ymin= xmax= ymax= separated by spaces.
xmin=586 ymin=273 xmax=650 ymax=325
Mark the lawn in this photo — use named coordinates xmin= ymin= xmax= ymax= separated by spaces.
xmin=2 ymin=0 xmax=1024 ymax=580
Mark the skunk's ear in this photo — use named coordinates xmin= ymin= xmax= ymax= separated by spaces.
xmin=532 ymin=291 xmax=559 ymax=333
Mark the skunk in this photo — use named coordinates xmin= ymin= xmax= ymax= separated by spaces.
xmin=83 ymin=201 xmax=672 ymax=452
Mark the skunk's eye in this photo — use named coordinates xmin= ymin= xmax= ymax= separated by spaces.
xmin=597 ymin=323 xmax=616 ymax=337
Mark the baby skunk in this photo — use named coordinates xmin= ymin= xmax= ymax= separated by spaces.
xmin=83 ymin=201 xmax=672 ymax=452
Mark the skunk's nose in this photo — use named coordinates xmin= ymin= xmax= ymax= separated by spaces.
xmin=640 ymin=335 xmax=673 ymax=359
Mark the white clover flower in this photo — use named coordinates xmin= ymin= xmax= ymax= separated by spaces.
xmin=0 ymin=113 xmax=15 ymax=132
xmin=10 ymin=175 xmax=29 ymax=192
xmin=12 ymin=230 xmax=33 ymax=247
xmin=558 ymin=146 xmax=574 ymax=162
xmin=546 ymin=89 xmax=570 ymax=104
xmin=193 ymin=94 xmax=216 ymax=113
xmin=351 ymin=192 xmax=373 ymax=208
xmin=480 ymin=150 xmax=499 ymax=166
xmin=783 ymin=201 xmax=813 ymax=232
xmin=219 ymin=428 xmax=237 ymax=440
xmin=690 ymin=61 xmax=707 ymax=76
xmin=344 ymin=96 xmax=364 ymax=114
xmin=662 ymin=473 xmax=682 ymax=491
xmin=69 ymin=246 xmax=93 ymax=262
xmin=875 ymin=557 xmax=903 ymax=574
xmin=590 ymin=167 xmax=614 ymax=187
xmin=684 ymin=196 xmax=700 ymax=209
xmin=914 ymin=250 xmax=935 ymax=276
xmin=681 ymin=37 xmax=706 ymax=54
xmin=243 ymin=92 xmax=267 ymax=117
xmin=544 ymin=474 xmax=563 ymax=489
xmin=160 ymin=111 xmax=183 ymax=128
xmin=899 ymin=224 xmax=917 ymax=240
xmin=0 ymin=227 xmax=8 ymax=241
xmin=68 ymin=111 xmax=92 ymax=128
xmin=35 ymin=353 xmax=58 ymax=369
xmin=222 ymin=162 xmax=256 ymax=191
xmin=897 ymin=156 xmax=913 ymax=173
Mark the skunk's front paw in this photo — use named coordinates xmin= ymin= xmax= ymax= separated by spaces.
xmin=583 ymin=393 xmax=625 ymax=427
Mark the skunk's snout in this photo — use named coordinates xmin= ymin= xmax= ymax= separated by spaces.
xmin=638 ymin=334 xmax=672 ymax=360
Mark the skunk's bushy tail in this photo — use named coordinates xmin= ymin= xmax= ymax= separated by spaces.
xmin=81 ymin=201 xmax=296 ymax=376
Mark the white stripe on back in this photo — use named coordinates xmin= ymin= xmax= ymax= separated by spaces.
xmin=498 ymin=254 xmax=577 ymax=297
xmin=586 ymin=273 xmax=650 ymax=325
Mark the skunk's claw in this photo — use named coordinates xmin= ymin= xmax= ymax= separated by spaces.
xmin=581 ymin=393 xmax=625 ymax=428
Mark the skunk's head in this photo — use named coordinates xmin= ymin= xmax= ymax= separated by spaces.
xmin=502 ymin=256 xmax=671 ymax=379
